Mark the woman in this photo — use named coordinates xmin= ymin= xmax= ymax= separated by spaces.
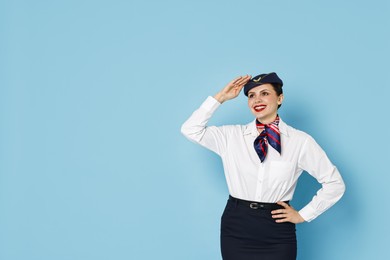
xmin=181 ymin=73 xmax=345 ymax=260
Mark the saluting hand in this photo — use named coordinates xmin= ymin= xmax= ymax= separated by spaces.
xmin=214 ymin=75 xmax=251 ymax=103
xmin=271 ymin=202 xmax=305 ymax=224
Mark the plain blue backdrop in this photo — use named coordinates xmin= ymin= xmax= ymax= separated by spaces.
xmin=1 ymin=0 xmax=389 ymax=259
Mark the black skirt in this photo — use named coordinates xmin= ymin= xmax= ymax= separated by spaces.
xmin=221 ymin=196 xmax=297 ymax=260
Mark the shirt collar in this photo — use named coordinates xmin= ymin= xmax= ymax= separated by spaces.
xmin=243 ymin=117 xmax=289 ymax=137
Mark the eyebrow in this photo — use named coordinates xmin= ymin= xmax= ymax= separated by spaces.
xmin=248 ymin=89 xmax=270 ymax=95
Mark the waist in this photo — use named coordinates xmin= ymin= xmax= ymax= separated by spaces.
xmin=228 ymin=195 xmax=289 ymax=210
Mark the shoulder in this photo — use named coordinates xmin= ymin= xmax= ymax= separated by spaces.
xmin=280 ymin=119 xmax=313 ymax=142
xmin=281 ymin=120 xmax=327 ymax=156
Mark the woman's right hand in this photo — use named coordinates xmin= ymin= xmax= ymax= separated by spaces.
xmin=214 ymin=75 xmax=251 ymax=103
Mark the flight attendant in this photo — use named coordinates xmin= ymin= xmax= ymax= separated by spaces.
xmin=181 ymin=73 xmax=345 ymax=260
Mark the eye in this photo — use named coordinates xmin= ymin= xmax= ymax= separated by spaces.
xmin=248 ymin=93 xmax=254 ymax=98
xmin=261 ymin=92 xmax=269 ymax=96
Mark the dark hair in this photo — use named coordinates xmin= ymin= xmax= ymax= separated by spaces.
xmin=271 ymin=83 xmax=283 ymax=109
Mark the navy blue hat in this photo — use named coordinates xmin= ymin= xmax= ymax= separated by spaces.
xmin=243 ymin=72 xmax=283 ymax=96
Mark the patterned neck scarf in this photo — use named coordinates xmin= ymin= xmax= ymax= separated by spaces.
xmin=254 ymin=116 xmax=281 ymax=162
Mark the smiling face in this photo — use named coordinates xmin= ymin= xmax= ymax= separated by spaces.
xmin=247 ymin=84 xmax=284 ymax=124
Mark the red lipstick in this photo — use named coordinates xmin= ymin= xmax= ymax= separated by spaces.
xmin=254 ymin=105 xmax=266 ymax=112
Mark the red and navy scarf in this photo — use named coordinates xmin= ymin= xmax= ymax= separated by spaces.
xmin=254 ymin=116 xmax=281 ymax=162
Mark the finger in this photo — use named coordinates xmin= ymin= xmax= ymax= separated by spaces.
xmin=272 ymin=213 xmax=287 ymax=219
xmin=276 ymin=201 xmax=290 ymax=209
xmin=235 ymin=75 xmax=251 ymax=85
xmin=275 ymin=218 xmax=288 ymax=223
xmin=230 ymin=76 xmax=245 ymax=85
xmin=235 ymin=84 xmax=245 ymax=90
xmin=271 ymin=209 xmax=285 ymax=215
xmin=233 ymin=80 xmax=247 ymax=89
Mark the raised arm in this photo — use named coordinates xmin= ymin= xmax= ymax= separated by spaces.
xmin=181 ymin=75 xmax=251 ymax=155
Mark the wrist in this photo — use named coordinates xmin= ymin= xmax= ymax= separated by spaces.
xmin=297 ymin=213 xmax=305 ymax=223
xmin=213 ymin=93 xmax=226 ymax=104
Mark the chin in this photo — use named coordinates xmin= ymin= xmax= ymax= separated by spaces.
xmin=252 ymin=110 xmax=265 ymax=118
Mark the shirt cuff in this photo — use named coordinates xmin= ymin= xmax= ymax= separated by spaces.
xmin=298 ymin=205 xmax=319 ymax=222
xmin=200 ymin=96 xmax=221 ymax=113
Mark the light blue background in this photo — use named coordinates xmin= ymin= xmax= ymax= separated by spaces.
xmin=1 ymin=0 xmax=389 ymax=259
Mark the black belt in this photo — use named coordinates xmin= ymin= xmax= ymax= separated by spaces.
xmin=228 ymin=195 xmax=289 ymax=210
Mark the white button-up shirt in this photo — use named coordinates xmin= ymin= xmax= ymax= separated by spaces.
xmin=181 ymin=96 xmax=345 ymax=222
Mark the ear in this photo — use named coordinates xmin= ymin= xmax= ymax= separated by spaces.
xmin=277 ymin=94 xmax=284 ymax=105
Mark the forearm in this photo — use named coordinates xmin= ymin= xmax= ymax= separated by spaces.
xmin=297 ymin=136 xmax=346 ymax=222
xmin=299 ymin=167 xmax=346 ymax=222
xmin=180 ymin=96 xmax=222 ymax=148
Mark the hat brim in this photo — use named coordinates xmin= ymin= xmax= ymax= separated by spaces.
xmin=243 ymin=82 xmax=263 ymax=96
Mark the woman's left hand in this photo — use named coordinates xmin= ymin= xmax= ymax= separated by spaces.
xmin=271 ymin=202 xmax=305 ymax=224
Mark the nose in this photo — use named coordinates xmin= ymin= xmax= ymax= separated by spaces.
xmin=254 ymin=95 xmax=262 ymax=103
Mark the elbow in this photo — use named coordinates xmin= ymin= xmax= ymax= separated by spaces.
xmin=331 ymin=167 xmax=346 ymax=199
xmin=180 ymin=123 xmax=204 ymax=143
xmin=333 ymin=177 xmax=346 ymax=202
xmin=180 ymin=123 xmax=189 ymax=138
xmin=339 ymin=179 xmax=346 ymax=198
xmin=180 ymin=123 xmax=195 ymax=141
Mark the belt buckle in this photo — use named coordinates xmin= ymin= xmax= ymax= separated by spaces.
xmin=249 ymin=203 xmax=259 ymax=209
